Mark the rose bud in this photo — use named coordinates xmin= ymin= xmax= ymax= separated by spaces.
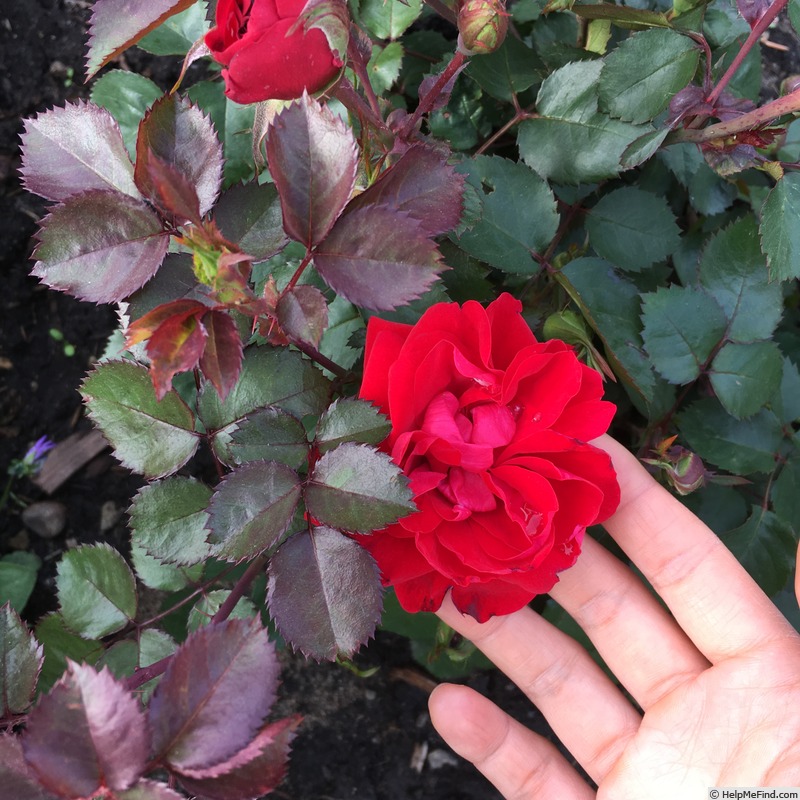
xmin=355 ymin=294 xmax=620 ymax=622
xmin=663 ymin=447 xmax=707 ymax=496
xmin=205 ymin=0 xmax=345 ymax=104
xmin=457 ymin=0 xmax=509 ymax=56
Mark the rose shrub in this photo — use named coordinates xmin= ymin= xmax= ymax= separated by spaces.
xmin=358 ymin=294 xmax=621 ymax=622
xmin=205 ymin=0 xmax=343 ymax=104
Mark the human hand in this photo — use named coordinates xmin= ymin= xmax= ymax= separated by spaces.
xmin=429 ymin=436 xmax=800 ymax=799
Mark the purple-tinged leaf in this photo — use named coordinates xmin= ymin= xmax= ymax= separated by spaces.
xmin=206 ymin=461 xmax=302 ymax=562
xmin=348 ymin=145 xmax=465 ymax=236
xmin=148 ymin=618 xmax=280 ymax=772
xmin=139 ymin=153 xmax=203 ymax=226
xmin=20 ymin=101 xmax=139 ymax=202
xmin=737 ymin=0 xmax=770 ymax=27
xmin=267 ymin=93 xmax=358 ymax=247
xmin=176 ymin=716 xmax=300 ymax=800
xmin=0 ymin=603 xmax=43 ymax=716
xmin=268 ymin=527 xmax=382 ymax=660
xmin=305 ymin=442 xmax=415 ymax=532
xmin=214 ymin=182 xmax=288 ymax=262
xmin=23 ymin=663 xmax=149 ymax=797
xmin=32 ymin=190 xmax=169 ymax=304
xmin=0 ymin=735 xmax=58 ymax=800
xmin=277 ymin=285 xmax=329 ymax=347
xmin=314 ymin=206 xmax=445 ymax=311
xmin=117 ymin=779 xmax=186 ymax=800
xmin=86 ymin=0 xmax=196 ymax=78
xmin=135 ymin=94 xmax=223 ymax=217
xmin=200 ymin=310 xmax=244 ymax=401
xmin=418 ymin=59 xmax=469 ymax=113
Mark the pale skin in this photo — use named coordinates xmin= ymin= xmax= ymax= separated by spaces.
xmin=429 ymin=436 xmax=800 ymax=799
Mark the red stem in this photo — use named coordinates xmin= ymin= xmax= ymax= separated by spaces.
xmin=706 ymin=0 xmax=789 ymax=105
xmin=346 ymin=39 xmax=384 ymax=119
xmin=124 ymin=555 xmax=269 ymax=693
xmin=399 ymin=50 xmax=469 ymax=139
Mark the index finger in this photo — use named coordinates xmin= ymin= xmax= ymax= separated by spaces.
xmin=598 ymin=436 xmax=795 ymax=662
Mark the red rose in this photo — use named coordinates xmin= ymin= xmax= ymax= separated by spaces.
xmin=205 ymin=0 xmax=344 ymax=104
xmin=358 ymin=294 xmax=620 ymax=622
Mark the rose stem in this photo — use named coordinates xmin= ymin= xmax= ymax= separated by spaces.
xmin=706 ymin=0 xmax=789 ymax=105
xmin=398 ymin=50 xmax=469 ymax=139
xmin=667 ymin=86 xmax=800 ymax=144
xmin=124 ymin=555 xmax=270 ymax=693
xmin=346 ymin=39 xmax=384 ymax=119
xmin=333 ymin=76 xmax=391 ymax=136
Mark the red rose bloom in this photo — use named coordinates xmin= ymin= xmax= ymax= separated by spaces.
xmin=205 ymin=0 xmax=344 ymax=104
xmin=358 ymin=294 xmax=620 ymax=622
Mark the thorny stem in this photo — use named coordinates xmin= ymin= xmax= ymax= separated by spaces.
xmin=333 ymin=76 xmax=390 ymax=137
xmin=346 ymin=39 xmax=383 ymax=120
xmin=706 ymin=0 xmax=790 ymax=105
xmin=291 ymin=337 xmax=350 ymax=379
xmin=475 ymin=106 xmax=534 ymax=156
xmin=399 ymin=50 xmax=469 ymax=139
xmin=125 ymin=555 xmax=270 ymax=693
xmin=668 ymin=86 xmax=800 ymax=144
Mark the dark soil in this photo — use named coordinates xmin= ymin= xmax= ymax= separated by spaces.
xmin=0 ymin=2 xmax=566 ymax=798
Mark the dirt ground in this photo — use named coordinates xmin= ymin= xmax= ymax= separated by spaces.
xmin=0 ymin=2 xmax=571 ymax=798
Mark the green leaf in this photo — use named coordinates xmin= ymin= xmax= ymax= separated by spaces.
xmin=186 ymin=590 xmax=258 ymax=633
xmin=137 ymin=0 xmax=208 ymax=54
xmin=678 ymin=398 xmax=783 ymax=474
xmin=518 ymin=60 xmax=650 ymax=184
xmin=130 ymin=477 xmax=212 ymax=566
xmin=320 ymin=295 xmax=364 ymax=373
xmin=56 ymin=544 xmax=137 ymax=639
xmin=357 ymin=0 xmax=422 ymax=38
xmin=585 ymin=187 xmax=681 ymax=271
xmin=620 ymin=128 xmax=670 ymax=170
xmin=640 ymin=285 xmax=727 ymax=384
xmin=198 ymin=345 xmax=330 ymax=432
xmin=367 ymin=42 xmax=404 ymax=94
xmin=558 ymin=258 xmax=657 ymax=406
xmin=598 ymin=29 xmax=699 ymax=123
xmin=217 ymin=406 xmax=309 ymax=469
xmin=453 ymin=155 xmax=558 ymax=274
xmin=773 ymin=456 xmax=800 ymax=524
xmin=131 ymin=542 xmax=204 ymax=592
xmin=0 ymin=553 xmax=41 ymax=613
xmin=316 ymin=398 xmax=391 ymax=453
xmin=267 ymin=526 xmax=382 ymax=660
xmin=82 ymin=360 xmax=199 ymax=479
xmin=91 ymin=71 xmax=163 ymax=158
xmin=99 ymin=630 xmax=176 ymax=703
xmin=187 ymin=81 xmax=257 ymax=186
xmin=206 ymin=462 xmax=302 ymax=561
xmin=305 ymin=442 xmax=415 ymax=532
xmin=0 ymin=604 xmax=42 ymax=716
xmin=723 ymin=507 xmax=796 ymax=597
xmin=698 ymin=217 xmax=782 ymax=342
xmin=773 ymin=358 xmax=800 ymax=425
xmin=760 ymin=172 xmax=800 ymax=282
xmin=33 ymin=614 xmax=102 ymax=694
xmin=659 ymin=144 xmax=737 ymax=215
xmin=709 ymin=341 xmax=783 ymax=419
xmin=466 ymin=35 xmax=544 ymax=102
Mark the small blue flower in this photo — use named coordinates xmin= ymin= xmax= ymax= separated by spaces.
xmin=9 ymin=436 xmax=55 ymax=479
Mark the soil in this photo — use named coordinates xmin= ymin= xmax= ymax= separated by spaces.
xmin=0 ymin=2 xmax=568 ymax=798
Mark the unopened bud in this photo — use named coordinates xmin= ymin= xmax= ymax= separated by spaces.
xmin=457 ymin=0 xmax=508 ymax=55
xmin=665 ymin=447 xmax=707 ymax=496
